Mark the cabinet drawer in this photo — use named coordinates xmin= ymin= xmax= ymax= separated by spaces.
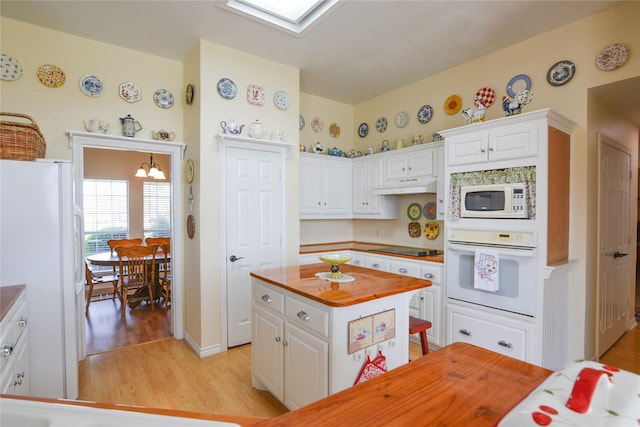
xmin=285 ymin=296 xmax=329 ymax=339
xmin=419 ymin=265 xmax=442 ymax=284
xmin=364 ymin=255 xmax=390 ymax=271
xmin=389 ymin=260 xmax=419 ymax=278
xmin=253 ymin=281 xmax=285 ymax=314
xmin=449 ymin=308 xmax=527 ymax=361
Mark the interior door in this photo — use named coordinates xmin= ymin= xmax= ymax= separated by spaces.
xmin=226 ymin=145 xmax=284 ymax=347
xmin=597 ymin=134 xmax=632 ymax=356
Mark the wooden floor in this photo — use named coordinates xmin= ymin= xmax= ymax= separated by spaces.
xmin=78 ymin=300 xmax=639 ymax=420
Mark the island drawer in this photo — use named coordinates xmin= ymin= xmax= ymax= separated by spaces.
xmin=253 ymin=281 xmax=285 ymax=314
xmin=285 ymin=296 xmax=329 ymax=339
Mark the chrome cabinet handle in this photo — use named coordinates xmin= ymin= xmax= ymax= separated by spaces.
xmin=283 ymin=340 xmax=288 ymax=346
xmin=229 ymin=255 xmax=244 ymax=262
xmin=297 ymin=311 xmax=310 ymax=321
xmin=498 ymin=340 xmax=513 ymax=349
xmin=275 ymin=336 xmax=281 ymax=342
xmin=1 ymin=343 xmax=14 ymax=356
xmin=458 ymin=329 xmax=472 ymax=337
xmin=423 ymin=273 xmax=435 ymax=279
xmin=17 ymin=317 xmax=27 ymax=327
xmin=480 ymin=147 xmax=486 ymax=153
xmin=261 ymin=294 xmax=272 ymax=303
xmin=613 ymin=251 xmax=629 ymax=258
xmin=371 ymin=263 xmax=380 ymax=269
xmin=352 ymin=260 xmax=360 ymax=265
xmin=398 ymin=268 xmax=408 ymax=274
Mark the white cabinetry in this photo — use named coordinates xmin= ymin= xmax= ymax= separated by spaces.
xmin=252 ymin=282 xmax=328 ymax=410
xmin=446 ymin=120 xmax=538 ymax=167
xmin=435 ymin=143 xmax=445 ymax=220
xmin=300 ymin=153 xmax=351 ymax=218
xmin=352 ymin=157 xmax=399 ymax=218
xmin=1 ymin=287 xmax=29 ymax=395
xmin=382 ymin=146 xmax=435 ymax=183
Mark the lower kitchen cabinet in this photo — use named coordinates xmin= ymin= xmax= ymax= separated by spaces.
xmin=446 ymin=302 xmax=533 ymax=362
xmin=1 ymin=286 xmax=29 ymax=395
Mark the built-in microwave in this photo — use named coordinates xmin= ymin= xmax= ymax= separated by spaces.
xmin=460 ymin=183 xmax=528 ymax=219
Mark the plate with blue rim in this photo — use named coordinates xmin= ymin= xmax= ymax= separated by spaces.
xmin=217 ymin=77 xmax=237 ymax=99
xmin=506 ymin=74 xmax=531 ymax=98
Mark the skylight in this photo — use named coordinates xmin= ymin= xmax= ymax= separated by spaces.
xmin=224 ymin=0 xmax=339 ymax=35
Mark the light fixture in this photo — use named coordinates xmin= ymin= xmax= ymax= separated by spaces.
xmin=135 ymin=153 xmax=166 ymax=180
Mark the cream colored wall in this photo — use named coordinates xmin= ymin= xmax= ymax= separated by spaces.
xmin=0 ymin=18 xmax=184 ymax=159
xmin=585 ymin=93 xmax=638 ymax=360
xmin=192 ymin=40 xmax=300 ymax=350
xmin=300 ymin=93 xmax=353 ymax=153
xmin=84 ymin=149 xmax=171 ymax=238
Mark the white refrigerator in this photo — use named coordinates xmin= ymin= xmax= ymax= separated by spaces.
xmin=0 ymin=159 xmax=81 ymax=399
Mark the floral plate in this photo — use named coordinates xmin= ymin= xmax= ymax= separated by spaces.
xmin=596 ymin=43 xmax=629 ymax=71
xmin=37 ymin=64 xmax=66 ymax=88
xmin=153 ymin=89 xmax=174 ymax=109
xmin=1 ymin=54 xmax=23 ymax=81
xmin=407 ymin=203 xmax=421 ymax=220
xmin=408 ymin=222 xmax=421 ymax=238
xmin=247 ymin=84 xmax=265 ymax=105
xmin=79 ymin=74 xmax=104 ymax=97
xmin=311 ymin=116 xmax=324 ymax=133
xmin=119 ymin=81 xmax=141 ymax=103
xmin=376 ymin=117 xmax=387 ymax=133
xmin=424 ymin=221 xmax=439 ymax=240
xmin=423 ymin=202 xmax=437 ymax=220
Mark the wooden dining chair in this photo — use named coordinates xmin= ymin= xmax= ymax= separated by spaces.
xmin=145 ymin=237 xmax=170 ymax=246
xmin=115 ymin=244 xmax=159 ymax=317
xmin=85 ymin=262 xmax=118 ymax=316
xmin=159 ymin=242 xmax=171 ymax=309
xmin=107 ymin=238 xmax=143 ymax=254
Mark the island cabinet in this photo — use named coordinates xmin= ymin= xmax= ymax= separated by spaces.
xmin=299 ymin=153 xmax=351 ymax=219
xmin=1 ymin=285 xmax=29 ymax=395
xmin=250 ymin=263 xmax=430 ymax=410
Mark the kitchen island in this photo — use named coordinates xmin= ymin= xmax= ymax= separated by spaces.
xmin=250 ymin=263 xmax=431 ymax=410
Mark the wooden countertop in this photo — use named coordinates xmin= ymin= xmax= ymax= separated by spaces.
xmin=1 ymin=284 xmax=26 ymax=322
xmin=250 ymin=263 xmax=431 ymax=307
xmin=255 ymin=342 xmax=552 ymax=427
xmin=300 ymin=241 xmax=444 ymax=264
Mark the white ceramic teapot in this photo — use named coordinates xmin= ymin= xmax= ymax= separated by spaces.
xmin=248 ymin=119 xmax=264 ymax=139
xmin=220 ymin=119 xmax=244 ymax=135
xmin=84 ymin=118 xmax=109 ymax=133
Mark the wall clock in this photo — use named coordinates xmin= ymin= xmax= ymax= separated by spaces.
xmin=185 ymin=159 xmax=194 ymax=184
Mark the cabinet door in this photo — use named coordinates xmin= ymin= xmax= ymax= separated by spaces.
xmin=322 ymin=161 xmax=351 ymax=215
xmin=283 ymin=322 xmax=328 ymax=410
xmin=435 ymin=145 xmax=445 ymax=220
xmin=364 ymin=158 xmax=384 ymax=213
xmin=422 ymin=285 xmax=441 ymax=346
xmin=352 ymin=161 xmax=367 ymax=214
xmin=383 ymin=153 xmax=408 ymax=181
xmin=447 ymin=132 xmax=489 ymax=166
xmin=11 ymin=332 xmax=28 ymax=395
xmin=407 ymin=148 xmax=435 ymax=178
xmin=299 ymin=156 xmax=323 ymax=215
xmin=489 ymin=121 xmax=538 ymax=161
xmin=253 ymin=304 xmax=284 ymax=401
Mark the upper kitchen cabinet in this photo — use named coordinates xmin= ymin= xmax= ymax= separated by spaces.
xmin=382 ymin=145 xmax=436 ymax=184
xmin=300 ymin=153 xmax=352 ymax=219
xmin=352 ymin=156 xmax=399 ymax=219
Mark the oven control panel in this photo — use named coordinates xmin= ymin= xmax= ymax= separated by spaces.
xmin=448 ymin=229 xmax=536 ymax=247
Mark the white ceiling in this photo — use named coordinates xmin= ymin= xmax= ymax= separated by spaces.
xmin=1 ymin=0 xmax=638 ymax=125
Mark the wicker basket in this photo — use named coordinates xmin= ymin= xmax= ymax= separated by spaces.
xmin=1 ymin=112 xmax=47 ymax=161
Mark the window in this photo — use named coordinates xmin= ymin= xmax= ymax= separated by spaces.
xmin=83 ymin=179 xmax=129 ymax=257
xmin=144 ymin=181 xmax=171 ymax=239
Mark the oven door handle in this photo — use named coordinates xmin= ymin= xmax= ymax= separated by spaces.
xmin=447 ymin=242 xmax=537 ymax=258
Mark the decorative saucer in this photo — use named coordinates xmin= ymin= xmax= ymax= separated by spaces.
xmin=119 ymin=81 xmax=141 ymax=103
xmin=417 ymin=105 xmax=433 ymax=124
xmin=358 ymin=122 xmax=369 ymax=137
xmin=596 ymin=43 xmax=629 ymax=71
xmin=376 ymin=117 xmax=387 ymax=132
xmin=79 ymin=74 xmax=104 ymax=97
xmin=1 ymin=54 xmax=23 ymax=81
xmin=547 ymin=60 xmax=575 ymax=86
xmin=153 ymin=89 xmax=174 ymax=109
xmin=217 ymin=78 xmax=237 ymax=99
xmin=37 ymin=64 xmax=66 ymax=88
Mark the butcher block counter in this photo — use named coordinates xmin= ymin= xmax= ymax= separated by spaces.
xmin=255 ymin=342 xmax=552 ymax=427
xmin=250 ymin=263 xmax=431 ymax=410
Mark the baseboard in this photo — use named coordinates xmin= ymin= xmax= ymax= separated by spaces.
xmin=183 ymin=331 xmax=223 ymax=358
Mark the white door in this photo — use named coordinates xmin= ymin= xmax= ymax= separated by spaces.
xmin=597 ymin=135 xmax=632 ymax=356
xmin=226 ymin=146 xmax=284 ymax=347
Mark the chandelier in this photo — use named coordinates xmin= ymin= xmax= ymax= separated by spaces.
xmin=135 ymin=153 xmax=166 ymax=180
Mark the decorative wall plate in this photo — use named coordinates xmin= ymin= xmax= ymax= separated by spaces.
xmin=185 ymin=83 xmax=194 ymax=105
xmin=376 ymin=117 xmax=387 ymax=133
xmin=407 ymin=203 xmax=421 ymax=220
xmin=1 ymin=54 xmax=23 ymax=81
xmin=79 ymin=74 xmax=104 ymax=97
xmin=475 ymin=87 xmax=496 ymax=107
xmin=408 ymin=222 xmax=421 ymax=238
xmin=595 ymin=43 xmax=629 ymax=71
xmin=185 ymin=159 xmax=194 ymax=184
xmin=119 ymin=81 xmax=141 ymax=103
xmin=187 ymin=214 xmax=195 ymax=239
xmin=247 ymin=84 xmax=265 ymax=105
xmin=217 ymin=78 xmax=237 ymax=99
xmin=395 ymin=111 xmax=409 ymax=128
xmin=273 ymin=90 xmax=290 ymax=110
xmin=423 ymin=202 xmax=437 ymax=220
xmin=506 ymin=74 xmax=531 ymax=97
xmin=329 ymin=122 xmax=340 ymax=137
xmin=299 ymin=115 xmax=306 ymax=130
xmin=358 ymin=122 xmax=369 ymax=137
xmin=444 ymin=95 xmax=462 ymax=115
xmin=424 ymin=221 xmax=439 ymax=240
xmin=37 ymin=64 xmax=66 ymax=88
xmin=311 ymin=116 xmax=324 ymax=133
xmin=546 ymin=60 xmax=575 ymax=86
xmin=417 ymin=105 xmax=433 ymax=123
xmin=153 ymin=89 xmax=174 ymax=109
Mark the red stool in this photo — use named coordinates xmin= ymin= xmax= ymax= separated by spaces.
xmin=409 ymin=316 xmax=432 ymax=356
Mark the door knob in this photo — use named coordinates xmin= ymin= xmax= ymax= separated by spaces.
xmin=613 ymin=251 xmax=629 ymax=258
xmin=229 ymin=255 xmax=244 ymax=262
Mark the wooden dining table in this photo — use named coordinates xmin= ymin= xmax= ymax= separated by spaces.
xmin=86 ymin=250 xmax=169 ymax=308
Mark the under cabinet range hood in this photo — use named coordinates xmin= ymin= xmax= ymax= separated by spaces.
xmin=373 ymin=177 xmax=437 ymax=195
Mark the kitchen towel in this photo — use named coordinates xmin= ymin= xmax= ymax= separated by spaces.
xmin=474 ymin=249 xmax=499 ymax=292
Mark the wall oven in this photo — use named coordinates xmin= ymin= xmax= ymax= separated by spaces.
xmin=446 ymin=229 xmax=537 ymax=316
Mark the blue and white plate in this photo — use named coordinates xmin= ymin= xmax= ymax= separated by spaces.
xmin=153 ymin=89 xmax=174 ymax=109
xmin=79 ymin=74 xmax=104 ymax=97
xmin=376 ymin=117 xmax=387 ymax=133
xmin=299 ymin=115 xmax=305 ymax=131
xmin=358 ymin=122 xmax=369 ymax=137
xmin=506 ymin=74 xmax=531 ymax=98
xmin=217 ymin=78 xmax=237 ymax=99
xmin=417 ymin=105 xmax=433 ymax=123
